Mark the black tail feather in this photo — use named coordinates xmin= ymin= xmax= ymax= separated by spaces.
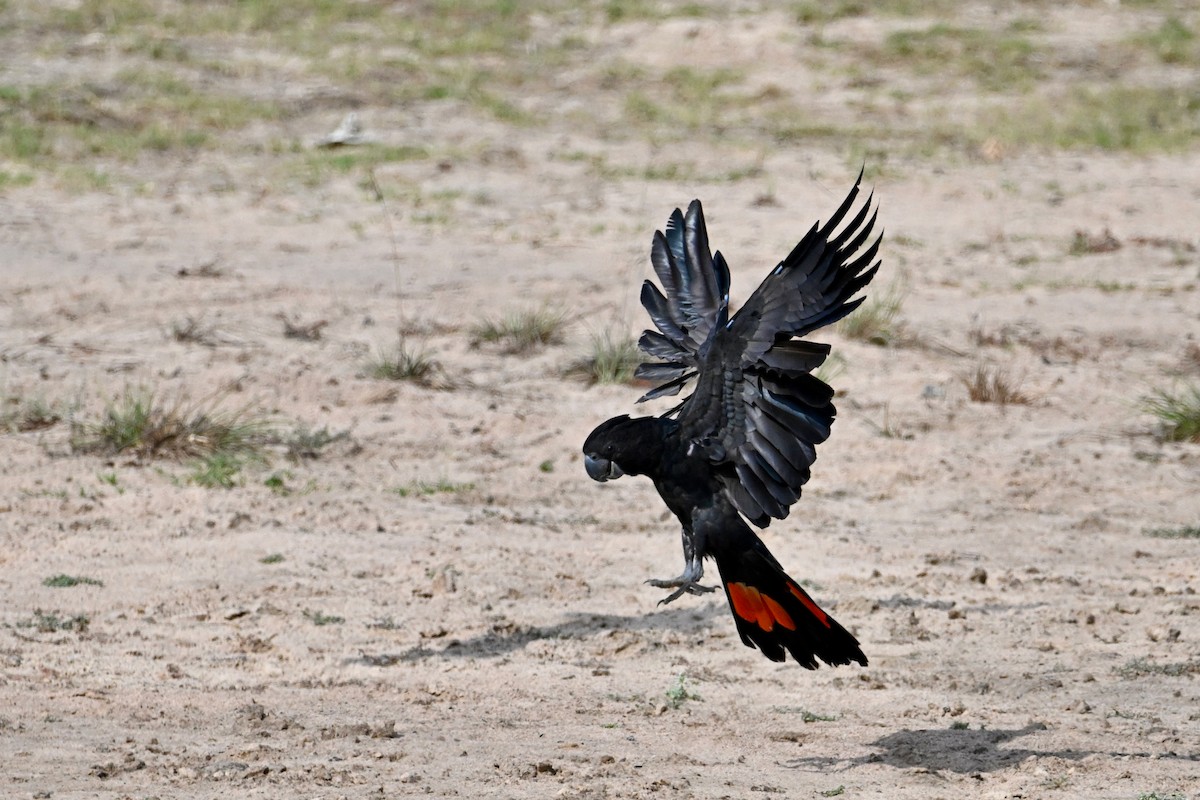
xmin=712 ymin=539 xmax=867 ymax=669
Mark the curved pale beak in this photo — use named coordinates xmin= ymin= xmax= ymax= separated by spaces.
xmin=584 ymin=454 xmax=623 ymax=482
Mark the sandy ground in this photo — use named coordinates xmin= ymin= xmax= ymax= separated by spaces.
xmin=3 ymin=4 xmax=1200 ymax=799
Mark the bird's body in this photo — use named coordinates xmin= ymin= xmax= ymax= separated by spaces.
xmin=583 ymin=175 xmax=881 ymax=668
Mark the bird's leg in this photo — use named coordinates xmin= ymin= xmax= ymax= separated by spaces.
xmin=646 ymin=527 xmax=716 ymax=605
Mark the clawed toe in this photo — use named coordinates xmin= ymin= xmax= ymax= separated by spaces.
xmin=647 ymin=579 xmax=717 ymax=605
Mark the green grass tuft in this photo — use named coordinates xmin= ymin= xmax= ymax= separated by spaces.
xmin=368 ymin=338 xmax=440 ymax=385
xmin=1142 ymin=383 xmax=1200 ymax=442
xmin=42 ymin=574 xmax=104 ymax=588
xmin=1144 ymin=525 xmax=1200 ymax=540
xmin=471 ymin=307 xmax=568 ymax=354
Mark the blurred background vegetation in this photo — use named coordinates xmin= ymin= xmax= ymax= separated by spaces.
xmin=1 ymin=0 xmax=1197 ymax=195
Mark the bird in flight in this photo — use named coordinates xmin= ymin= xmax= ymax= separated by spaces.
xmin=582 ymin=175 xmax=880 ymax=668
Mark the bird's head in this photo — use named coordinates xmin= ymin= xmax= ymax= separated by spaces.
xmin=582 ymin=414 xmax=669 ymax=482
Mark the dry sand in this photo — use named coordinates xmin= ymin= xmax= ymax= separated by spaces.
xmin=2 ymin=4 xmax=1199 ymax=799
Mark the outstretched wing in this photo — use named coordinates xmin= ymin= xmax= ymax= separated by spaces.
xmin=632 ymin=200 xmax=731 ymax=402
xmin=640 ymin=174 xmax=882 ymax=527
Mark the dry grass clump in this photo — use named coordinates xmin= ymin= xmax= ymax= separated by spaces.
xmin=367 ymin=338 xmax=441 ymax=386
xmin=962 ymin=364 xmax=1031 ymax=405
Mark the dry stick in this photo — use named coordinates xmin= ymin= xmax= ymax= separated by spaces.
xmin=366 ymin=167 xmax=408 ymax=328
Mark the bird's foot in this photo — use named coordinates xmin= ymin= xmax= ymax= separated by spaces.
xmin=646 ymin=577 xmax=717 ymax=605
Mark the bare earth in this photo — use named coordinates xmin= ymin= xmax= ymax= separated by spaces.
xmin=2 ymin=5 xmax=1199 ymax=800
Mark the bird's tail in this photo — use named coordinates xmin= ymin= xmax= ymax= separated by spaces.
xmin=712 ymin=537 xmax=867 ymax=668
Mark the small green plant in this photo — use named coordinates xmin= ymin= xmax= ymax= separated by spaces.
xmin=42 ymin=574 xmax=103 ymax=588
xmin=1144 ymin=525 xmax=1200 ymax=540
xmin=368 ymin=338 xmax=439 ymax=385
xmin=471 ymin=307 xmax=568 ymax=354
xmin=950 ymin=720 xmax=969 ymax=730
xmin=263 ymin=471 xmax=290 ymax=494
xmin=801 ymin=710 xmax=839 ymax=723
xmin=303 ymin=609 xmax=345 ymax=626
xmin=664 ymin=673 xmax=701 ymax=709
xmin=837 ymin=281 xmax=905 ymax=345
xmin=819 ymin=788 xmax=845 ymax=798
xmin=259 ymin=553 xmax=285 ymax=564
xmin=394 ymin=479 xmax=475 ymax=498
xmin=962 ymin=364 xmax=1030 ymax=406
xmin=539 ymin=460 xmax=554 ymax=473
xmin=1142 ymin=384 xmax=1200 ymax=443
xmin=570 ymin=328 xmax=641 ymax=385
xmin=190 ymin=452 xmax=245 ymax=488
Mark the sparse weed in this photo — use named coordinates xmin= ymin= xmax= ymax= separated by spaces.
xmin=368 ymin=338 xmax=440 ymax=385
xmin=801 ymin=710 xmax=839 ymax=723
xmin=1 ymin=395 xmax=62 ymax=432
xmin=570 ymin=328 xmax=640 ymax=385
xmin=471 ymin=307 xmax=568 ymax=354
xmin=169 ymin=315 xmax=219 ymax=345
xmin=259 ymin=553 xmax=285 ymax=564
xmin=72 ymin=389 xmax=274 ymax=459
xmin=279 ymin=314 xmax=328 ymax=341
xmin=16 ymin=610 xmax=90 ymax=633
xmin=1142 ymin=383 xmax=1200 ymax=442
xmin=280 ymin=425 xmax=350 ymax=461
xmin=1116 ymin=658 xmax=1200 ymax=679
xmin=837 ymin=282 xmax=905 ymax=346
xmin=865 ymin=404 xmax=913 ymax=440
xmin=962 ymin=364 xmax=1031 ymax=405
xmin=303 ymin=609 xmax=345 ymax=626
xmin=664 ymin=673 xmax=701 ymax=709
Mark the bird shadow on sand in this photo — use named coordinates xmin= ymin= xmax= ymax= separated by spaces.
xmin=783 ymin=723 xmax=1185 ymax=775
xmin=348 ymin=604 xmax=727 ymax=666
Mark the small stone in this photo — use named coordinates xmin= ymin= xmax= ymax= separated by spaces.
xmin=969 ymin=568 xmax=987 ymax=584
